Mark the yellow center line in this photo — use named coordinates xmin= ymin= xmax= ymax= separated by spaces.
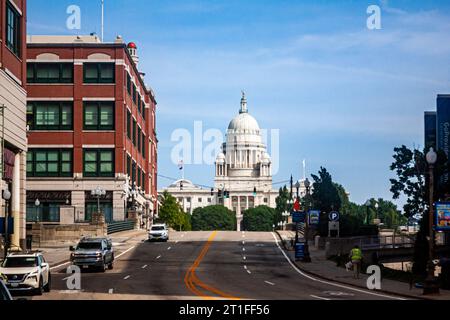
xmin=184 ymin=231 xmax=241 ymax=300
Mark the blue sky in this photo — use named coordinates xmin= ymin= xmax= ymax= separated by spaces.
xmin=28 ymin=0 xmax=450 ymax=208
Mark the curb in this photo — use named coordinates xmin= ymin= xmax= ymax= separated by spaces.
xmin=274 ymin=231 xmax=430 ymax=301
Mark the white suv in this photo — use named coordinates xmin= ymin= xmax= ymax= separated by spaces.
xmin=0 ymin=252 xmax=51 ymax=295
xmin=149 ymin=224 xmax=169 ymax=242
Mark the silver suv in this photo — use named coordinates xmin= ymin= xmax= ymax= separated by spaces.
xmin=70 ymin=237 xmax=114 ymax=272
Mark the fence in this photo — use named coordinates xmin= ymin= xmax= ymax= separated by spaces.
xmin=107 ymin=220 xmax=135 ymax=235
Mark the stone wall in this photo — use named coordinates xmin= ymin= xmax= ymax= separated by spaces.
xmin=30 ymin=223 xmax=107 ymax=247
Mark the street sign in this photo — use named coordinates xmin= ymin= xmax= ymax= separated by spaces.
xmin=329 ymin=211 xmax=340 ymax=222
xmin=292 ymin=211 xmax=306 ymax=223
xmin=309 ymin=210 xmax=320 ymax=225
xmin=436 ymin=203 xmax=450 ymax=231
xmin=295 ymin=242 xmax=305 ymax=260
xmin=328 ymin=221 xmax=340 ymax=238
xmin=0 ymin=217 xmax=14 ymax=234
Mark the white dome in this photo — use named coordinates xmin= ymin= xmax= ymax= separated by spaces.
xmin=216 ymin=152 xmax=226 ymax=164
xmin=228 ymin=113 xmax=260 ymax=133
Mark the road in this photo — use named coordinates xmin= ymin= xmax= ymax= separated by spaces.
xmin=18 ymin=231 xmax=409 ymax=300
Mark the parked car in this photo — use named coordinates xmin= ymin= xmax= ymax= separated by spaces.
xmin=148 ymin=224 xmax=169 ymax=242
xmin=70 ymin=237 xmax=114 ymax=272
xmin=0 ymin=278 xmax=13 ymax=301
xmin=0 ymin=252 xmax=51 ymax=295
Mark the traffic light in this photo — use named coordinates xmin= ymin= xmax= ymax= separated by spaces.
xmin=211 ymin=188 xmax=214 ymax=196
xmin=253 ymin=187 xmax=257 ymax=196
xmin=180 ymin=181 xmax=184 ymax=191
xmin=218 ymin=189 xmax=223 ymax=198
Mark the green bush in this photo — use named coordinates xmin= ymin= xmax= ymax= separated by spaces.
xmin=191 ymin=205 xmax=236 ymax=231
xmin=243 ymin=206 xmax=276 ymax=232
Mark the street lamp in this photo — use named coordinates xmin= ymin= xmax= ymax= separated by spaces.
xmin=302 ymin=178 xmax=312 ymax=263
xmin=364 ymin=200 xmax=372 ymax=225
xmin=295 ymin=181 xmax=301 ymax=199
xmin=424 ymin=147 xmax=440 ymax=295
xmin=34 ymin=199 xmax=40 ymax=223
xmin=91 ymin=186 xmax=106 ymax=216
xmin=3 ymin=188 xmax=12 ymax=260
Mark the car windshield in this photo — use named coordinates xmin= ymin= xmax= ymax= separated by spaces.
xmin=152 ymin=226 xmax=165 ymax=231
xmin=77 ymin=242 xmax=102 ymax=250
xmin=2 ymin=257 xmax=38 ymax=268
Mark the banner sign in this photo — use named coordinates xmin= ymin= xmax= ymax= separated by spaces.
xmin=0 ymin=217 xmax=14 ymax=234
xmin=309 ymin=210 xmax=321 ymax=225
xmin=295 ymin=243 xmax=305 ymax=260
xmin=292 ymin=211 xmax=306 ymax=223
xmin=436 ymin=203 xmax=450 ymax=231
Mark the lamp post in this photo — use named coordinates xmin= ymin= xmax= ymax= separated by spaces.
xmin=302 ymin=178 xmax=312 ymax=263
xmin=364 ymin=200 xmax=371 ymax=225
xmin=91 ymin=186 xmax=106 ymax=216
xmin=34 ymin=199 xmax=40 ymax=223
xmin=424 ymin=148 xmax=440 ymax=295
xmin=3 ymin=188 xmax=12 ymax=260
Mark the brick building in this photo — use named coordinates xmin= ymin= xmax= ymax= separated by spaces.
xmin=0 ymin=0 xmax=27 ymax=249
xmin=26 ymin=35 xmax=157 ymax=227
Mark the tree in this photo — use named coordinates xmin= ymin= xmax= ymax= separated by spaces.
xmin=390 ymin=145 xmax=449 ymax=275
xmin=311 ymin=167 xmax=342 ymax=236
xmin=191 ymin=205 xmax=236 ymax=231
xmin=158 ymin=191 xmax=191 ymax=231
xmin=243 ymin=206 xmax=276 ymax=232
xmin=275 ymin=186 xmax=291 ymax=225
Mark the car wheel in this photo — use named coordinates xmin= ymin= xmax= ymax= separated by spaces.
xmin=35 ymin=277 xmax=44 ymax=296
xmin=44 ymin=274 xmax=51 ymax=293
xmin=101 ymin=260 xmax=107 ymax=273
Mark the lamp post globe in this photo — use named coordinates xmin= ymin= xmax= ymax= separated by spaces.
xmin=2 ymin=189 xmax=11 ymax=201
xmin=426 ymin=148 xmax=438 ymax=165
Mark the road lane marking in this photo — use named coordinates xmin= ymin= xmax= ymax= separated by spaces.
xmin=167 ymin=247 xmax=172 ymax=251
xmin=184 ymin=231 xmax=241 ymax=300
xmin=50 ymin=262 xmax=70 ymax=271
xmin=247 ymin=270 xmax=252 ymax=275
xmin=116 ymin=245 xmax=137 ymax=259
xmin=243 ymin=256 xmax=247 ymax=260
xmin=109 ymin=289 xmax=114 ymax=294
xmin=156 ymin=255 xmax=162 ymax=260
xmin=242 ymin=248 xmax=246 ymax=252
xmin=142 ymin=265 xmax=148 ymax=269
xmin=242 ymin=241 xmax=245 ymax=245
xmin=124 ymin=275 xmax=131 ymax=280
xmin=311 ymin=295 xmax=331 ymax=301
xmin=175 ymin=241 xmax=179 ymax=244
xmin=265 ymin=281 xmax=275 ymax=286
xmin=270 ymin=233 xmax=407 ymax=300
xmin=244 ymin=265 xmax=248 ymax=270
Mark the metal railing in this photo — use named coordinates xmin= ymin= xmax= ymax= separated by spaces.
xmin=107 ymin=220 xmax=135 ymax=235
xmin=359 ymin=235 xmax=416 ymax=250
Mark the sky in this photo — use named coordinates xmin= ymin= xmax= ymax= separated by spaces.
xmin=28 ymin=0 xmax=450 ymax=208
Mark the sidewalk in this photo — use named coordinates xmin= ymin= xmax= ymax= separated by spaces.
xmin=277 ymin=230 xmax=450 ymax=300
xmin=37 ymin=229 xmax=148 ymax=267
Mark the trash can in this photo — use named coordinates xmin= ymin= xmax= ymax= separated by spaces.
xmin=26 ymin=235 xmax=33 ymax=250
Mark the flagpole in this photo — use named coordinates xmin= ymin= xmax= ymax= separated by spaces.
xmin=101 ymin=0 xmax=104 ymax=42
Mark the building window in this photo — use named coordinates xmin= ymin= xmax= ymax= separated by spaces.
xmin=137 ymin=95 xmax=141 ymax=114
xmin=27 ymin=63 xmax=73 ymax=84
xmin=142 ymin=102 xmax=146 ymax=121
xmin=26 ymin=203 xmax=61 ymax=223
xmin=132 ymin=119 xmax=137 ymax=146
xmin=132 ymin=161 xmax=137 ymax=185
xmin=132 ymin=85 xmax=137 ymax=105
xmin=27 ymin=102 xmax=73 ymax=130
xmin=27 ymin=149 xmax=73 ymax=178
xmin=127 ymin=73 xmax=132 ymax=95
xmin=264 ymin=198 xmax=268 ymax=204
xmin=83 ymin=149 xmax=115 ymax=177
xmin=198 ymin=198 xmax=202 ymax=203
xmin=137 ymin=127 xmax=142 ymax=153
xmin=142 ymin=171 xmax=146 ymax=190
xmin=127 ymin=109 xmax=131 ymax=139
xmin=6 ymin=2 xmax=21 ymax=57
xmin=83 ymin=102 xmax=114 ymax=130
xmin=137 ymin=167 xmax=142 ymax=187
xmin=127 ymin=154 xmax=132 ymax=178
xmin=208 ymin=198 xmax=212 ymax=203
xmin=142 ymin=133 xmax=146 ymax=158
xmin=83 ymin=63 xmax=115 ymax=84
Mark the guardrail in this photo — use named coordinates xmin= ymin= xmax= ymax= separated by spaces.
xmin=359 ymin=235 xmax=416 ymax=250
xmin=107 ymin=220 xmax=135 ymax=235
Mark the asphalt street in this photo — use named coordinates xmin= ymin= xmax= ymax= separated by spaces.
xmin=17 ymin=231 xmax=410 ymax=300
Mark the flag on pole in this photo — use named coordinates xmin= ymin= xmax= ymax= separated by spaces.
xmin=178 ymin=160 xmax=184 ymax=171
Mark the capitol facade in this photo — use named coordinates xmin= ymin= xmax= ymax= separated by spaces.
xmin=159 ymin=93 xmax=279 ymax=231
